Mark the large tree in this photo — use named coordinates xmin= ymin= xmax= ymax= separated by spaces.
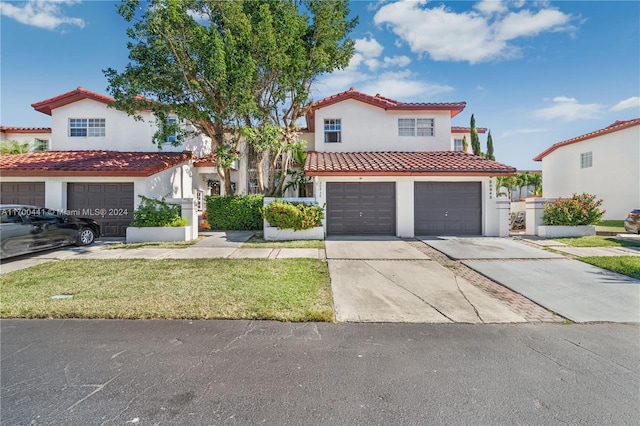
xmin=241 ymin=0 xmax=356 ymax=195
xmin=105 ymin=0 xmax=356 ymax=196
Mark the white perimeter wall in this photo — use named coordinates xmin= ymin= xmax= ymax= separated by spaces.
xmin=313 ymin=99 xmax=452 ymax=152
xmin=541 ymin=126 xmax=640 ymax=219
xmin=313 ymin=175 xmax=500 ymax=237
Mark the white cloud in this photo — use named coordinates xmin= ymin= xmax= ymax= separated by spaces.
xmin=502 ymin=127 xmax=550 ymax=138
xmin=373 ymin=0 xmax=574 ymax=64
xmin=533 ymin=97 xmax=604 ymax=122
xmin=0 ymin=0 xmax=85 ymax=30
xmin=355 ymin=37 xmax=384 ymax=58
xmin=610 ymin=96 xmax=640 ymax=112
xmin=382 ymin=55 xmax=411 ymax=67
xmin=360 ymin=77 xmax=453 ymax=101
xmin=475 ymin=0 xmax=508 ymax=15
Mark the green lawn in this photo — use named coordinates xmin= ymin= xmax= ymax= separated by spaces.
xmin=579 ymin=256 xmax=640 ymax=280
xmin=0 ymin=259 xmax=333 ymax=321
xmin=242 ymin=236 xmax=325 ymax=249
xmin=595 ymin=220 xmax=625 ymax=233
xmin=104 ymin=238 xmax=203 ymax=249
xmin=553 ymin=236 xmax=640 ymax=248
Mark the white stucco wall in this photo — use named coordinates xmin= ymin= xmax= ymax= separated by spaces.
xmin=1 ymin=161 xmax=195 ymax=211
xmin=540 ymin=125 xmax=640 ymax=219
xmin=49 ymin=99 xmax=210 ymax=154
xmin=312 ymin=175 xmax=500 ymax=237
xmin=1 ymin=131 xmax=51 ymax=148
xmin=313 ymin=99 xmax=452 ymax=152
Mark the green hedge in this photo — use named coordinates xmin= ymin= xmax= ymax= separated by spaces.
xmin=206 ymin=195 xmax=264 ymax=230
xmin=262 ymin=200 xmax=324 ymax=231
xmin=543 ymin=193 xmax=605 ymax=226
xmin=130 ymin=196 xmax=188 ymax=227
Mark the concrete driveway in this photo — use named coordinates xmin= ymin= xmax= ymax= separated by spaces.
xmin=325 ymin=236 xmax=525 ymax=323
xmin=419 ymin=237 xmax=640 ymax=323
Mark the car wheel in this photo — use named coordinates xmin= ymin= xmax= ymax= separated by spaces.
xmin=77 ymin=228 xmax=96 ymax=246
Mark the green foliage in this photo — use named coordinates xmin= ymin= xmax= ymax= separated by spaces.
xmin=206 ymin=195 xmax=264 ymax=230
xmin=527 ymin=172 xmax=542 ymax=196
xmin=470 ymin=114 xmax=481 ymax=156
xmin=543 ymin=193 xmax=605 ymax=226
xmin=0 ymin=139 xmax=31 ymax=155
xmin=462 ymin=135 xmax=468 ymax=152
xmin=130 ymin=196 xmax=187 ymax=227
xmin=283 ymin=143 xmax=311 ymax=197
xmin=262 ymin=200 xmax=324 ymax=231
xmin=486 ymin=130 xmax=495 ymax=160
xmin=496 ymin=175 xmax=517 ymax=200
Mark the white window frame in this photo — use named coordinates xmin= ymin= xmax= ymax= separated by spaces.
xmin=398 ymin=118 xmax=434 ymax=137
xmin=69 ymin=118 xmax=105 ymax=137
xmin=324 ymin=118 xmax=341 ymax=143
xmin=580 ymin=151 xmax=593 ymax=168
xmin=34 ymin=138 xmax=49 ymax=152
xmin=453 ymin=139 xmax=463 ymax=151
xmin=164 ymin=117 xmax=178 ymax=144
xmin=195 ymin=190 xmax=205 ymax=211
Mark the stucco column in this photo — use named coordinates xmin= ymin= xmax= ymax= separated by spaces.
xmin=496 ymin=198 xmax=511 ymax=237
xmin=167 ymin=197 xmax=198 ymax=240
xmin=525 ymin=197 xmax=547 ymax=236
xmin=396 ymin=180 xmax=414 ymax=238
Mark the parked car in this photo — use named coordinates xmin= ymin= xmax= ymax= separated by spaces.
xmin=0 ymin=205 xmax=100 ymax=259
xmin=624 ymin=209 xmax=640 ymax=234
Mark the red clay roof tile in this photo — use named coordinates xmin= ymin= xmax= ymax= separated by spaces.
xmin=0 ymin=126 xmax=52 ymax=134
xmin=304 ymin=151 xmax=516 ymax=176
xmin=0 ymin=150 xmax=193 ymax=177
xmin=31 ymin=87 xmax=117 ymax=116
xmin=451 ymin=126 xmax=487 ymax=134
xmin=533 ymin=118 xmax=640 ymax=161
xmin=194 ymin=152 xmax=217 ymax=167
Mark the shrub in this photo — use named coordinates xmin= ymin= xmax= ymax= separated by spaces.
xmin=206 ymin=195 xmax=264 ymax=230
xmin=130 ymin=196 xmax=188 ymax=227
xmin=262 ymin=200 xmax=324 ymax=231
xmin=543 ymin=193 xmax=605 ymax=226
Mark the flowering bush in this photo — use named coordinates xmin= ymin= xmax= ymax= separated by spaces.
xmin=262 ymin=200 xmax=324 ymax=231
xmin=542 ymin=193 xmax=605 ymax=226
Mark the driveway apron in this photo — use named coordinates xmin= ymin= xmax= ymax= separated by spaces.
xmin=419 ymin=237 xmax=640 ymax=323
xmin=325 ymin=236 xmax=525 ymax=323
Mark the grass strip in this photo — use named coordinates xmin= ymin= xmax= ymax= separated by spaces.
xmin=1 ymin=258 xmax=333 ymax=322
xmin=553 ymin=236 xmax=640 ymax=248
xmin=578 ymin=256 xmax=640 ymax=280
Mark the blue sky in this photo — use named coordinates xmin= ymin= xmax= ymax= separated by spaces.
xmin=1 ymin=0 xmax=639 ymax=170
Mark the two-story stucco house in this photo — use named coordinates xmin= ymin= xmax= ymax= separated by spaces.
xmin=301 ymin=89 xmax=516 ymax=237
xmin=0 ymin=87 xmax=248 ymax=236
xmin=534 ymin=118 xmax=640 ymax=219
xmin=1 ymin=126 xmax=52 ymax=152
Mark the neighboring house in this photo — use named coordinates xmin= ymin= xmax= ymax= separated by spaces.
xmin=302 ymin=88 xmax=516 ymax=237
xmin=0 ymin=126 xmax=52 ymax=152
xmin=533 ymin=118 xmax=640 ymax=219
xmin=0 ymin=87 xmax=247 ymax=236
xmin=451 ymin=126 xmax=487 ymax=153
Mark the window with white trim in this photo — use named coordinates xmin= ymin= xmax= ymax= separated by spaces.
xmin=324 ymin=118 xmax=341 ymax=143
xmin=581 ymin=151 xmax=593 ymax=168
xmin=34 ymin=138 xmax=49 ymax=152
xmin=69 ymin=118 xmax=105 ymax=137
xmin=453 ymin=139 xmax=463 ymax=151
xmin=165 ymin=117 xmax=177 ymax=144
xmin=398 ymin=118 xmax=434 ymax=137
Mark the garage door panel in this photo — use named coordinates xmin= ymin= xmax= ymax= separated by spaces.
xmin=415 ymin=182 xmax=481 ymax=236
xmin=1 ymin=182 xmax=45 ymax=206
xmin=67 ymin=183 xmax=134 ymax=237
xmin=327 ymin=182 xmax=396 ymax=235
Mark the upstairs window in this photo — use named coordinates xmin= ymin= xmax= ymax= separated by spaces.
xmin=34 ymin=138 xmax=49 ymax=152
xmin=69 ymin=118 xmax=105 ymax=137
xmin=581 ymin=151 xmax=593 ymax=168
xmin=453 ymin=139 xmax=463 ymax=151
xmin=165 ymin=118 xmax=177 ymax=144
xmin=398 ymin=118 xmax=434 ymax=137
xmin=324 ymin=118 xmax=341 ymax=143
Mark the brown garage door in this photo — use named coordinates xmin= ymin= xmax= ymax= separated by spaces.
xmin=326 ymin=182 xmax=395 ymax=235
xmin=414 ymin=182 xmax=481 ymax=235
xmin=1 ymin=182 xmax=45 ymax=206
xmin=67 ymin=183 xmax=134 ymax=237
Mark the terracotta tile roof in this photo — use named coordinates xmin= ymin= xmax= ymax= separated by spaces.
xmin=304 ymin=151 xmax=516 ymax=176
xmin=0 ymin=150 xmax=193 ymax=177
xmin=194 ymin=152 xmax=217 ymax=167
xmin=31 ymin=87 xmax=117 ymax=116
xmin=0 ymin=126 xmax=52 ymax=134
xmin=533 ymin=118 xmax=640 ymax=161
xmin=451 ymin=126 xmax=487 ymax=134
xmin=306 ymin=88 xmax=466 ymax=131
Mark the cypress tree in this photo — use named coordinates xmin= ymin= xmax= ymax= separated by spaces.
xmin=470 ymin=114 xmax=481 ymax=156
xmin=486 ymin=130 xmax=495 ymax=160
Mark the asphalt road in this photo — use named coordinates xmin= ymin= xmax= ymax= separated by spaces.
xmin=2 ymin=320 xmax=638 ymax=425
